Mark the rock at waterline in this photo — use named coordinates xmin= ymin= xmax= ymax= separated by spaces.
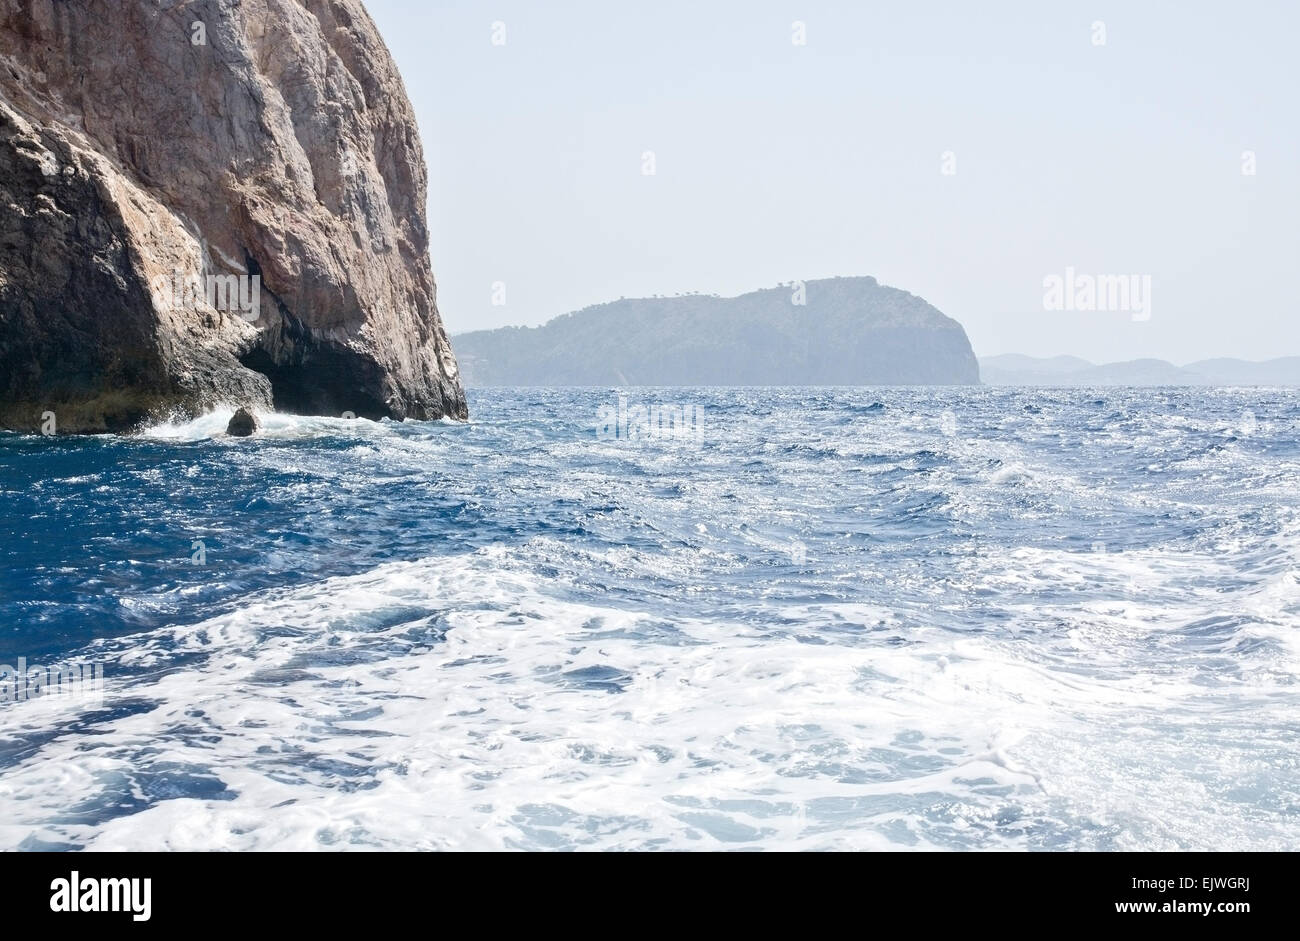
xmin=0 ymin=1 xmax=466 ymax=434
xmin=226 ymin=408 xmax=259 ymax=437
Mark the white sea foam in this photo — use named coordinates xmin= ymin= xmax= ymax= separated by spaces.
xmin=138 ymin=408 xmax=398 ymax=442
xmin=2 ymin=530 xmax=1296 ymax=851
xmin=6 ymin=388 xmax=1300 ymax=851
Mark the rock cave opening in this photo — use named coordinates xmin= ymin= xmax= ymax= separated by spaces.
xmin=239 ymin=345 xmax=389 ymax=420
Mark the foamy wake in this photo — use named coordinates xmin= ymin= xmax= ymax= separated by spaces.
xmin=2 ymin=535 xmax=1296 ymax=851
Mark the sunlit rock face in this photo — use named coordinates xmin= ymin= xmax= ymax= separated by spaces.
xmin=0 ymin=0 xmax=465 ymax=432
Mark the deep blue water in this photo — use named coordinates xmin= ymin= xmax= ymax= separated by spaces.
xmin=1 ymin=387 xmax=1298 ymax=850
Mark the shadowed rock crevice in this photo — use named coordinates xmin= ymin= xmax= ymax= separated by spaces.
xmin=239 ymin=342 xmax=391 ymax=421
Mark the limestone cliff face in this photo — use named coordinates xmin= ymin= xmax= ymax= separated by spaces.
xmin=0 ymin=0 xmax=465 ymax=432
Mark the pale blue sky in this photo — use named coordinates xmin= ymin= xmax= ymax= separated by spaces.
xmin=367 ymin=0 xmax=1298 ymax=362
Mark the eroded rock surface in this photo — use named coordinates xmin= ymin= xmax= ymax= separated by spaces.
xmin=0 ymin=0 xmax=465 ymax=432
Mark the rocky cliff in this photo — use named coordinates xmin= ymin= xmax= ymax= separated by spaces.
xmin=0 ymin=0 xmax=465 ymax=433
xmin=455 ymin=277 xmax=981 ymax=386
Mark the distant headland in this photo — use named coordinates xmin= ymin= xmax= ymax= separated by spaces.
xmin=454 ymin=276 xmax=980 ymax=387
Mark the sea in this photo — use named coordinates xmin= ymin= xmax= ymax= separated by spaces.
xmin=1 ymin=386 xmax=1297 ymax=850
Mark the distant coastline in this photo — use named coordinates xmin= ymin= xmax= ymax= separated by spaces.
xmin=979 ymin=354 xmax=1300 ymax=387
xmin=453 ymin=276 xmax=979 ymax=387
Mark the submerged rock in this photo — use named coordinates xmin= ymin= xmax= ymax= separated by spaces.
xmin=226 ymin=407 xmax=259 ymax=437
xmin=0 ymin=0 xmax=466 ymax=433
